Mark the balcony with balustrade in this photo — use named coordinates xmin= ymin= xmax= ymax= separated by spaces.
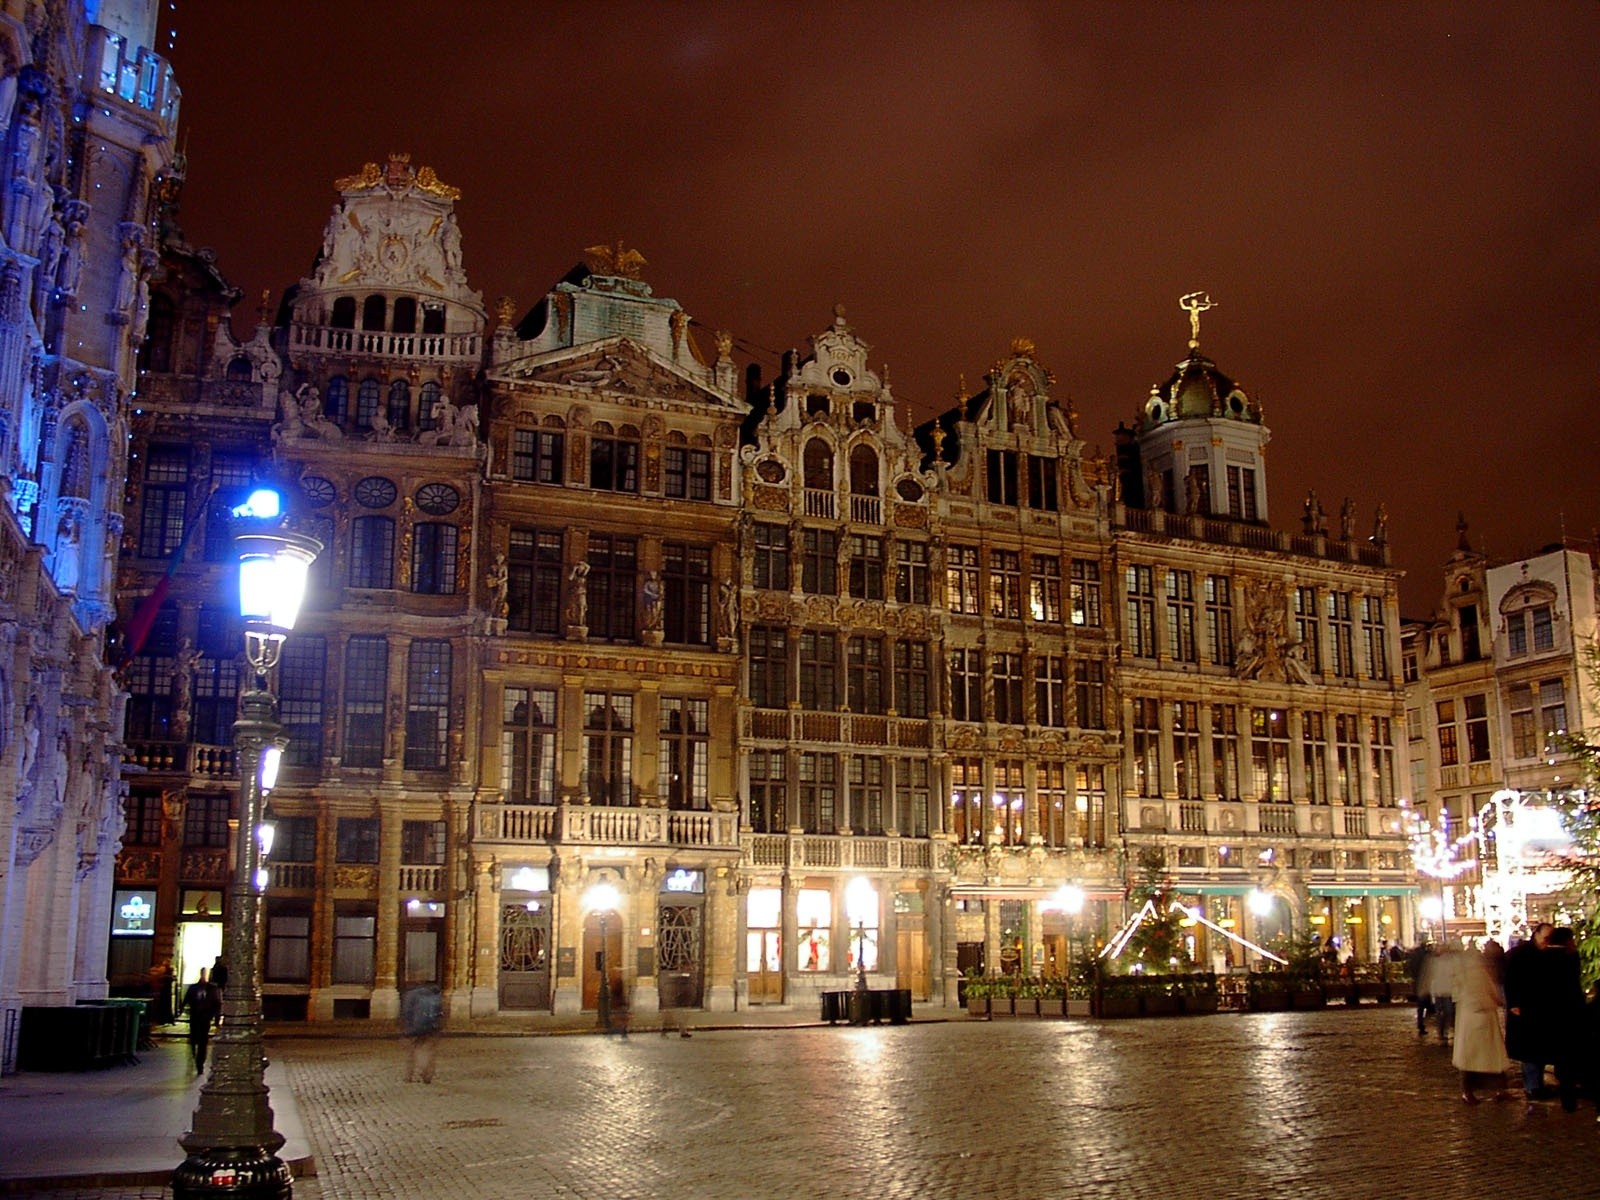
xmin=1111 ymin=503 xmax=1389 ymax=567
xmin=287 ymin=323 xmax=482 ymax=364
xmin=742 ymin=832 xmax=936 ymax=873
xmin=473 ymin=801 xmax=740 ymax=852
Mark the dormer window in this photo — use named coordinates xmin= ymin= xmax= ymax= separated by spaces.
xmin=852 ymin=400 xmax=875 ymax=424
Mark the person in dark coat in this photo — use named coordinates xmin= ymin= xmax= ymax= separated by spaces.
xmin=1544 ymin=927 xmax=1586 ymax=1112
xmin=177 ymin=968 xmax=221 ymax=1075
xmin=1503 ymin=923 xmax=1554 ymax=1102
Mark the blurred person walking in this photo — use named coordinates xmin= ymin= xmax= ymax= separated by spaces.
xmin=177 ymin=968 xmax=221 ymax=1075
xmin=1451 ymin=946 xmax=1510 ymax=1103
xmin=1504 ymin=923 xmax=1555 ymax=1104
xmin=401 ymin=982 xmax=443 ymax=1083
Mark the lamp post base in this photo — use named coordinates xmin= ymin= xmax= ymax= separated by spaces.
xmin=172 ymin=1146 xmax=292 ymax=1199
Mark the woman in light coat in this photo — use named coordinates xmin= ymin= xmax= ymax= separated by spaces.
xmin=1452 ymin=947 xmax=1510 ymax=1103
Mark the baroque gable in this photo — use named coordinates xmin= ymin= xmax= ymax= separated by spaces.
xmin=494 ymin=337 xmax=738 ymax=412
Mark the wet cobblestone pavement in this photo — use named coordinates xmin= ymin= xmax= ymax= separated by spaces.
xmin=11 ymin=1008 xmax=1600 ymax=1199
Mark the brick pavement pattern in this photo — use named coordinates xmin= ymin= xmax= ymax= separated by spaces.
xmin=11 ymin=1008 xmax=1599 ymax=1200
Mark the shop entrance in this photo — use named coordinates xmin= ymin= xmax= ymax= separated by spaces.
xmin=175 ymin=920 xmax=223 ymax=993
xmin=895 ymin=921 xmax=929 ymax=1000
xmin=746 ymin=929 xmax=782 ymax=1004
xmin=499 ymin=903 xmax=551 ymax=1010
xmin=657 ymin=902 xmax=703 ymax=1008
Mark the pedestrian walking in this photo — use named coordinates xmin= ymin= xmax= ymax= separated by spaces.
xmin=1451 ymin=947 xmax=1510 ymax=1103
xmin=177 ymin=968 xmax=221 ymax=1075
xmin=210 ymin=954 xmax=229 ymax=992
xmin=1504 ymin=923 xmax=1555 ymax=1104
xmin=400 ymin=982 xmax=443 ymax=1083
xmin=1408 ymin=943 xmax=1433 ymax=1034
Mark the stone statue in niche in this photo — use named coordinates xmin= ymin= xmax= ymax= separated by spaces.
xmin=54 ymin=510 xmax=81 ymax=593
xmin=485 ymin=552 xmax=509 ymax=619
xmin=566 ymin=562 xmax=589 ymax=629
xmin=1339 ymin=497 xmax=1357 ymax=541
xmin=718 ymin=580 xmax=740 ymax=639
xmin=641 ymin=570 xmax=663 ymax=632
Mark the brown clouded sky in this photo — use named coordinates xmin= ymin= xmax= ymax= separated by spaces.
xmin=164 ymin=2 xmax=1600 ymax=612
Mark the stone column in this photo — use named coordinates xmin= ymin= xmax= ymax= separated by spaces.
xmin=370 ymin=812 xmax=403 ymax=1019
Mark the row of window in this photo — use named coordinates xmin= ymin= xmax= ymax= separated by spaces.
xmin=328 ymin=294 xmax=448 ymax=336
xmin=1428 ymin=680 xmax=1567 ymax=766
xmin=948 ymin=759 xmax=1108 ymax=848
xmin=746 ymin=750 xmax=931 ymax=839
xmin=510 ymin=429 xmax=715 ymax=501
xmin=1127 ymin=702 xmax=1397 ymax=807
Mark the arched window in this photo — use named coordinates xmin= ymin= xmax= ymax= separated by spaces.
xmin=803 ymin=439 xmax=834 ymax=491
xmin=330 ymin=297 xmax=356 ymax=329
xmin=139 ymin=293 xmax=176 ymax=373
xmin=324 ymin=376 xmax=349 ymax=423
xmin=226 ymin=357 xmax=253 ymax=382
xmin=387 ymin=380 xmax=411 ymax=431
xmin=355 ymin=377 xmax=381 ymax=429
xmin=61 ymin=419 xmax=93 ymax=498
xmin=392 ymin=296 xmax=418 ymax=334
xmin=848 ymin=445 xmax=879 ymax=496
xmin=418 ymin=381 xmax=441 ymax=431
xmin=421 ymin=304 xmax=445 ymax=335
xmin=361 ymin=294 xmax=386 ymax=331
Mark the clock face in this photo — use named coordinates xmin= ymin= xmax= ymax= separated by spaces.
xmin=354 ymin=476 xmax=398 ymax=509
xmin=300 ymin=475 xmax=336 ymax=508
xmin=415 ymin=482 xmax=460 ymax=515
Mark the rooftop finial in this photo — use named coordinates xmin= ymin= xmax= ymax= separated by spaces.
xmin=1178 ymin=291 xmax=1216 ymax=350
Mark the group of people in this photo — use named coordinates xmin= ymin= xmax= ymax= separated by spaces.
xmin=1412 ymin=925 xmax=1597 ymax=1114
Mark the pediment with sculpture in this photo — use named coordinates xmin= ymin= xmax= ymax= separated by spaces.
xmin=500 ymin=338 xmax=735 ymax=410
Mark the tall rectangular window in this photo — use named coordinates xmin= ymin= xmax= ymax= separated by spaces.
xmin=1070 ymin=560 xmax=1102 ymax=627
xmin=507 ymin=528 xmax=563 ymax=634
xmin=947 ymin=545 xmax=980 ymax=615
xmin=1166 ymin=569 xmax=1197 ymax=663
xmin=1173 ymin=701 xmax=1201 ymax=799
xmin=1035 ymin=655 xmax=1067 ymax=728
xmin=1369 ymin=716 xmax=1395 ymax=805
xmin=802 ymin=529 xmax=838 ymax=596
xmin=893 ymin=641 xmax=930 ymax=718
xmin=1205 ymin=575 xmax=1235 ymax=666
xmin=138 ymin=445 xmax=190 ymax=558
xmin=748 ymin=749 xmax=788 ymax=833
xmin=183 ymin=793 xmax=231 ymax=847
xmin=1294 ymin=587 xmax=1322 ymax=673
xmin=511 ymin=428 xmax=564 ymax=483
xmin=278 ymin=636 xmax=326 ymax=768
xmin=1435 ymin=699 xmax=1459 ymax=767
xmin=985 ymin=449 xmax=1019 ymax=505
xmin=660 ymin=697 xmax=709 ymax=810
xmin=1509 ymin=683 xmax=1536 ymax=757
xmin=1335 ymin=713 xmax=1362 ymax=803
xmin=1036 ymin=761 xmax=1069 ymax=846
xmin=266 ymin=906 xmax=311 ymax=983
xmin=950 ymin=757 xmax=984 ymax=844
xmin=332 ymin=905 xmax=376 ymax=985
xmin=201 ymin=452 xmax=255 ymax=562
xmin=1327 ymin=591 xmax=1356 ymax=678
xmin=748 ymin=626 xmax=789 ymax=708
xmin=1362 ymin=596 xmax=1388 ymax=679
xmin=894 ymin=541 xmax=929 ymax=605
xmin=1302 ymin=712 xmax=1327 ymax=804
xmin=848 ymin=535 xmax=885 ymax=601
xmin=1532 ymin=606 xmax=1555 ymax=653
xmin=1458 ymin=604 xmax=1482 ymax=662
xmin=1030 ymin=555 xmax=1061 ymax=623
xmin=894 ymin=758 xmax=930 ymax=837
xmin=501 ymin=687 xmax=557 ymax=803
xmin=335 ymin=817 xmax=380 ymax=863
xmin=950 ymin=648 xmax=983 ymax=722
xmin=797 ymin=751 xmax=836 ymax=833
xmin=989 ymin=550 xmax=1022 ymax=619
xmin=1125 ymin=565 xmax=1156 ymax=658
xmin=1211 ymin=704 xmax=1240 ymax=800
xmin=1075 ymin=763 xmax=1107 ymax=848
xmin=583 ymin=692 xmax=633 ymax=806
xmin=846 ymin=635 xmax=886 ymax=714
xmin=350 ymin=516 xmax=395 ymax=589
xmin=1539 ymin=679 xmax=1567 ymax=742
xmin=1464 ymin=694 xmax=1491 ymax=763
xmin=1226 ymin=465 xmax=1258 ymax=520
xmin=1251 ymin=707 xmax=1289 ymax=802
xmin=753 ymin=523 xmax=789 ymax=590
xmin=799 ymin=630 xmax=838 ymax=711
xmin=342 ymin=636 xmax=388 ymax=768
xmin=992 ymin=652 xmax=1024 ymax=725
xmin=663 ymin=446 xmax=712 ymax=500
xmin=993 ymin=759 xmax=1024 ymax=845
xmin=662 ymin=542 xmax=711 ymax=646
xmin=850 ymin=755 xmax=886 ymax=835
xmin=403 ymin=640 xmax=451 ymax=770
xmin=1074 ymin=659 xmax=1105 ymax=729
xmin=587 ymin=535 xmax=637 ymax=640
xmin=1132 ymin=697 xmax=1161 ymax=797
xmin=401 ymin=820 xmax=447 ymax=865
xmin=411 ymin=522 xmax=458 ymax=595
xmin=1026 ymin=455 xmax=1058 ymax=511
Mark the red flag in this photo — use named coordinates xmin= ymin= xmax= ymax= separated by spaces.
xmin=116 ymin=489 xmax=214 ymax=667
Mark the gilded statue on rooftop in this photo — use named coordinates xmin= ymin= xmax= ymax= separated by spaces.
xmin=1179 ymin=291 xmax=1216 ymax=348
xmin=584 ymin=240 xmax=647 ymax=279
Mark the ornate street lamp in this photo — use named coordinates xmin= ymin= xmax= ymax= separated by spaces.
xmin=585 ymin=879 xmax=620 ymax=1033
xmin=174 ymin=515 xmax=320 ymax=1199
xmin=844 ymin=876 xmax=875 ymax=1024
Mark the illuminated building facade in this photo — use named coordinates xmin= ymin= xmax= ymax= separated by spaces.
xmin=0 ymin=0 xmax=177 ymax=1071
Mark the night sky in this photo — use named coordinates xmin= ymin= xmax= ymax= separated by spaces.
xmin=163 ymin=3 xmax=1600 ymax=614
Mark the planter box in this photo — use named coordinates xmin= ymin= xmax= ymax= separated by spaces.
xmin=1249 ymin=990 xmax=1290 ymax=1011
xmin=1096 ymin=993 xmax=1141 ymax=1019
xmin=1183 ymin=993 xmax=1220 ymax=1016
xmin=966 ymin=996 xmax=990 ymax=1018
xmin=1065 ymin=998 xmax=1092 ymax=1018
xmin=1141 ymin=993 xmax=1182 ymax=1016
xmin=1291 ymin=988 xmax=1326 ymax=1010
